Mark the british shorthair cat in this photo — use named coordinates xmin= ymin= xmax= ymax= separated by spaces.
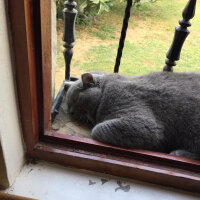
xmin=66 ymin=72 xmax=200 ymax=160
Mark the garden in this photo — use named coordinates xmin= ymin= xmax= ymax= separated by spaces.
xmin=55 ymin=0 xmax=200 ymax=94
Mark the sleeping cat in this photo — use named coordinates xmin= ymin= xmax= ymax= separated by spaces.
xmin=66 ymin=72 xmax=200 ymax=160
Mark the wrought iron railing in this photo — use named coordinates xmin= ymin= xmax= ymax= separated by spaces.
xmin=52 ymin=0 xmax=197 ymax=121
xmin=52 ymin=0 xmax=78 ymax=121
xmin=163 ymin=0 xmax=197 ymax=72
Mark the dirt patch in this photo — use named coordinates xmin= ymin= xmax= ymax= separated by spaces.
xmin=143 ymin=58 xmax=154 ymax=66
xmin=58 ymin=28 xmax=117 ymax=60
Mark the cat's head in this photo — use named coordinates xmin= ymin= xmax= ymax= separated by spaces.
xmin=66 ymin=72 xmax=102 ymax=125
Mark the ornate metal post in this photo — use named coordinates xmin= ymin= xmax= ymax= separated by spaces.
xmin=63 ymin=0 xmax=77 ymax=80
xmin=51 ymin=0 xmax=77 ymax=121
xmin=163 ymin=0 xmax=197 ymax=72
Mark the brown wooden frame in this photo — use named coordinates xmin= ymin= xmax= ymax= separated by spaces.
xmin=8 ymin=0 xmax=200 ymax=193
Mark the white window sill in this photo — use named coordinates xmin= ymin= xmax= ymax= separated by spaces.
xmin=1 ymin=161 xmax=200 ymax=200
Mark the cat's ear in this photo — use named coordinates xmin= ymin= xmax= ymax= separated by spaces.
xmin=81 ymin=73 xmax=95 ymax=88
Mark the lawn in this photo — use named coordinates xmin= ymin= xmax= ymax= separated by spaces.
xmin=55 ymin=0 xmax=200 ymax=93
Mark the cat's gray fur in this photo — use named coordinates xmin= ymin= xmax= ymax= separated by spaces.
xmin=66 ymin=72 xmax=200 ymax=160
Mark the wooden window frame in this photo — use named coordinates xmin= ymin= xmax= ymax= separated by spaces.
xmin=8 ymin=0 xmax=200 ymax=193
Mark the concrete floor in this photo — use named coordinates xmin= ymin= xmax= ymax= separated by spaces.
xmin=1 ymin=161 xmax=200 ymax=200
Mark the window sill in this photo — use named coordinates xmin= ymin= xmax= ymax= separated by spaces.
xmin=2 ymin=161 xmax=200 ymax=200
xmin=28 ymin=131 xmax=200 ymax=193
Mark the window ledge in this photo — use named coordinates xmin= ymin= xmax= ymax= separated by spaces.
xmin=1 ymin=161 xmax=200 ymax=200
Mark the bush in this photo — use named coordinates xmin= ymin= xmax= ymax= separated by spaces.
xmin=56 ymin=0 xmax=155 ymax=24
xmin=56 ymin=0 xmax=114 ymax=23
xmin=56 ymin=0 xmax=65 ymax=19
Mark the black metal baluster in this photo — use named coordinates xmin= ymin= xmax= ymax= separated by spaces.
xmin=114 ymin=0 xmax=132 ymax=73
xmin=163 ymin=0 xmax=197 ymax=72
xmin=51 ymin=0 xmax=77 ymax=122
xmin=63 ymin=0 xmax=77 ymax=80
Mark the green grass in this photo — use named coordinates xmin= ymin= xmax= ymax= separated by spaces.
xmin=56 ymin=0 xmax=200 ymax=82
xmin=88 ymin=24 xmax=117 ymax=40
xmin=56 ymin=40 xmax=64 ymax=69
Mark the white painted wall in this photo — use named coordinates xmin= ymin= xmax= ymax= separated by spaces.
xmin=0 ymin=0 xmax=25 ymax=187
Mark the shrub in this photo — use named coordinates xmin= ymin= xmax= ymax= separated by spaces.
xmin=56 ymin=0 xmax=155 ymax=24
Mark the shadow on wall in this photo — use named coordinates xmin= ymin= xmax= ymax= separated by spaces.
xmin=0 ymin=143 xmax=9 ymax=189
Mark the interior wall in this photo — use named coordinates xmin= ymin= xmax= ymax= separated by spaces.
xmin=0 ymin=0 xmax=25 ymax=188
xmin=0 ymin=143 xmax=9 ymax=189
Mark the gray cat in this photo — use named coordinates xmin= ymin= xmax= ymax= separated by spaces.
xmin=66 ymin=72 xmax=200 ymax=160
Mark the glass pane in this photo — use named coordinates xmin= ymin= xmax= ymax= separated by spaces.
xmin=52 ymin=0 xmax=200 ymax=140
